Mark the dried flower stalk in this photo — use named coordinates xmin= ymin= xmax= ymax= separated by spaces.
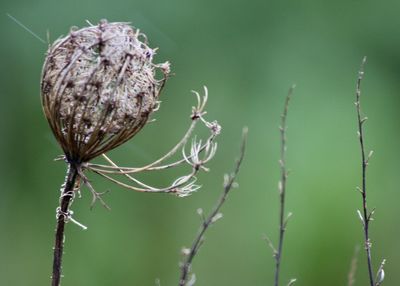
xmin=178 ymin=128 xmax=247 ymax=286
xmin=354 ymin=56 xmax=385 ymax=286
xmin=264 ymin=86 xmax=296 ymax=286
xmin=274 ymin=86 xmax=295 ymax=286
xmin=41 ymin=20 xmax=220 ymax=286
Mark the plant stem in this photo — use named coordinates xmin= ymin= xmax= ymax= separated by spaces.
xmin=51 ymin=163 xmax=79 ymax=286
xmin=274 ymin=86 xmax=294 ymax=286
xmin=178 ymin=128 xmax=247 ymax=286
xmin=355 ymin=56 xmax=375 ymax=286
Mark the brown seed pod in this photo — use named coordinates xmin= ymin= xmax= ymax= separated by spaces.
xmin=41 ymin=19 xmax=170 ymax=163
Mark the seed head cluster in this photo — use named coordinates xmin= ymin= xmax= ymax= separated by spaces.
xmin=41 ymin=20 xmax=170 ymax=163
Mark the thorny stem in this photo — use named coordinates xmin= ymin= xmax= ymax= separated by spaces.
xmin=274 ymin=86 xmax=295 ymax=286
xmin=178 ymin=128 xmax=247 ymax=286
xmin=51 ymin=163 xmax=79 ymax=286
xmin=355 ymin=56 xmax=375 ymax=286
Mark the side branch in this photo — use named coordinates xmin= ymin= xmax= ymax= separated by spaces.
xmin=178 ymin=127 xmax=248 ymax=286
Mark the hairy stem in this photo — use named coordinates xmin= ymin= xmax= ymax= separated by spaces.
xmin=274 ymin=86 xmax=294 ymax=286
xmin=51 ymin=163 xmax=79 ymax=286
xmin=355 ymin=56 xmax=374 ymax=286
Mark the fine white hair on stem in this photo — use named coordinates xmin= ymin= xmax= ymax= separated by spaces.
xmin=84 ymin=86 xmax=220 ymax=198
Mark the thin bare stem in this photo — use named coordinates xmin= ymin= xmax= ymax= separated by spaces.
xmin=51 ymin=163 xmax=79 ymax=286
xmin=178 ymin=127 xmax=247 ymax=286
xmin=274 ymin=85 xmax=295 ymax=286
xmin=355 ymin=56 xmax=375 ymax=286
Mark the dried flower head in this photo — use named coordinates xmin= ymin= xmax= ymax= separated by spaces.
xmin=41 ymin=20 xmax=220 ymax=210
xmin=41 ymin=19 xmax=170 ymax=163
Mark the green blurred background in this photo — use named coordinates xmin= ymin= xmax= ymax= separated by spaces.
xmin=1 ymin=0 xmax=400 ymax=285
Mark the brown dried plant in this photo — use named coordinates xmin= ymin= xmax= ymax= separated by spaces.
xmin=41 ymin=20 xmax=220 ymax=286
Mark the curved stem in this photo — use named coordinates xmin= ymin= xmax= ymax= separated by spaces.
xmin=51 ymin=164 xmax=79 ymax=286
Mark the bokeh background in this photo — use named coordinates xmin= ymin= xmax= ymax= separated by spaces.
xmin=1 ymin=1 xmax=400 ymax=285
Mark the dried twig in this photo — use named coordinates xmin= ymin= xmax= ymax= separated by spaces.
xmin=268 ymin=86 xmax=296 ymax=286
xmin=178 ymin=127 xmax=248 ymax=286
xmin=355 ymin=56 xmax=375 ymax=286
xmin=354 ymin=56 xmax=385 ymax=286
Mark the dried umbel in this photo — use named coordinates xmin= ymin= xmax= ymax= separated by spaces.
xmin=41 ymin=19 xmax=170 ymax=163
xmin=42 ymin=20 xmax=221 ymax=203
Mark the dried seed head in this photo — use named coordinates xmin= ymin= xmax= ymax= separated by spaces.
xmin=41 ymin=20 xmax=170 ymax=163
